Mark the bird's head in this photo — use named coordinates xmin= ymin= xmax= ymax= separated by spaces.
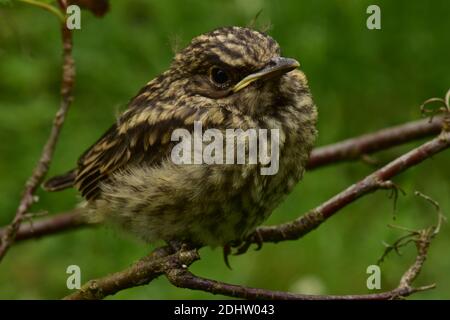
xmin=169 ymin=26 xmax=305 ymax=116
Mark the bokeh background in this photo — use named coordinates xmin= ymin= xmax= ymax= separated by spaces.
xmin=1 ymin=0 xmax=449 ymax=299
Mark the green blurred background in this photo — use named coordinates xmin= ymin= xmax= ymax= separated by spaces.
xmin=0 ymin=0 xmax=449 ymax=299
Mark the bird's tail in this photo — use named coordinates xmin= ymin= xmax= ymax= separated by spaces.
xmin=42 ymin=169 xmax=77 ymax=192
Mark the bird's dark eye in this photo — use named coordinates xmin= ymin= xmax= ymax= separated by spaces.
xmin=210 ymin=67 xmax=231 ymax=87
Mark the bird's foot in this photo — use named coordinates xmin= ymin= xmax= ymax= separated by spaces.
xmin=222 ymin=230 xmax=264 ymax=269
xmin=234 ymin=229 xmax=264 ymax=255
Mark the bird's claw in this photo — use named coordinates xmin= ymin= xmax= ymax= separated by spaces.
xmin=222 ymin=230 xmax=264 ymax=268
xmin=223 ymin=243 xmax=233 ymax=270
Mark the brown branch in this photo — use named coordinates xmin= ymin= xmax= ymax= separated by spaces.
xmin=2 ymin=116 xmax=445 ymax=245
xmin=64 ymin=245 xmax=199 ymax=300
xmin=0 ymin=9 xmax=74 ymax=262
xmin=243 ymin=129 xmax=450 ymax=246
xmin=176 ymin=226 xmax=437 ymax=300
xmin=66 ymin=216 xmax=437 ymax=300
xmin=307 ymin=116 xmax=444 ymax=169
xmin=0 ymin=210 xmax=90 ymax=242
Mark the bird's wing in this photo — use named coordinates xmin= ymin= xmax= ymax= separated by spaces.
xmin=74 ymin=107 xmax=193 ymax=200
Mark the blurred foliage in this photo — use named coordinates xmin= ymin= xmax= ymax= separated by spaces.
xmin=0 ymin=0 xmax=449 ymax=299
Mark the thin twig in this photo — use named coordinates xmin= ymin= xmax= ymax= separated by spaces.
xmin=0 ymin=11 xmax=74 ymax=262
xmin=16 ymin=0 xmax=66 ymax=21
xmin=0 ymin=210 xmax=90 ymax=241
xmin=166 ymin=269 xmax=432 ymax=300
xmin=307 ymin=116 xmax=444 ymax=169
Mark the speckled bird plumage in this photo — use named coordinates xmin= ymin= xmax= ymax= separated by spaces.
xmin=44 ymin=26 xmax=318 ymax=247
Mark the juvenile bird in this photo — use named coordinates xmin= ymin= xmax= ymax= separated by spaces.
xmin=44 ymin=26 xmax=318 ymax=253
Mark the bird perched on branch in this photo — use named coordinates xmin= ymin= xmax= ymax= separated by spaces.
xmin=44 ymin=26 xmax=317 ymax=256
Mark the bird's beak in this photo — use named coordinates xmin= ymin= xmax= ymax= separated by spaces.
xmin=232 ymin=57 xmax=300 ymax=93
